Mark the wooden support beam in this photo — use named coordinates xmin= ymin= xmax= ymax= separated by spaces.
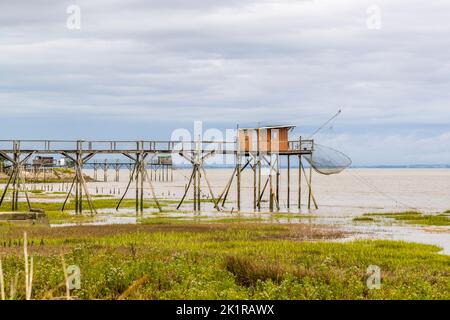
xmin=308 ymin=165 xmax=312 ymax=210
xmin=177 ymin=166 xmax=196 ymax=210
xmin=142 ymin=169 xmax=162 ymax=212
xmin=298 ymin=155 xmax=302 ymax=210
xmin=237 ymin=155 xmax=241 ymax=211
xmin=257 ymin=154 xmax=261 ymax=211
xmin=257 ymin=176 xmax=270 ymax=207
xmin=216 ymin=166 xmax=237 ymax=208
xmin=197 ymin=165 xmax=201 ymax=211
xmin=300 ymin=160 xmax=319 ymax=210
xmin=193 ymin=164 xmax=197 ymax=211
xmin=140 ymin=154 xmax=145 ymax=216
xmin=116 ymin=161 xmax=138 ymax=211
xmin=276 ymin=154 xmax=280 ymax=211
xmin=62 ymin=175 xmax=77 ymax=211
xmin=253 ymin=155 xmax=257 ymax=211
xmin=135 ymin=153 xmax=140 ymax=215
xmin=269 ymin=155 xmax=273 ymax=212
xmin=287 ymin=155 xmax=290 ymax=209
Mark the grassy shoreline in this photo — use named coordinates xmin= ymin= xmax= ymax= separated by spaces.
xmin=0 ymin=223 xmax=448 ymax=300
xmin=361 ymin=211 xmax=450 ymax=226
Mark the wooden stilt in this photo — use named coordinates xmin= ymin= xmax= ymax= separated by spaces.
xmin=116 ymin=159 xmax=137 ymax=211
xmin=276 ymin=154 xmax=280 ymax=211
xmin=269 ymin=155 xmax=273 ymax=212
xmin=62 ymin=175 xmax=76 ymax=211
xmin=308 ymin=165 xmax=312 ymax=210
xmin=0 ymin=167 xmax=14 ymax=207
xmin=103 ymin=159 xmax=108 ymax=182
xmin=298 ymin=155 xmax=302 ymax=210
xmin=300 ymin=161 xmax=318 ymax=210
xmin=257 ymin=154 xmax=261 ymax=211
xmin=253 ymin=155 xmax=257 ymax=211
xmin=216 ymin=166 xmax=236 ymax=207
xmin=236 ymin=154 xmax=241 ymax=211
xmin=135 ymin=152 xmax=140 ymax=216
xmin=193 ymin=164 xmax=197 ymax=211
xmin=75 ymin=152 xmax=79 ymax=215
xmin=143 ymin=168 xmax=162 ymax=212
xmin=257 ymin=176 xmax=269 ymax=207
xmin=79 ymin=148 xmax=84 ymax=215
xmin=198 ymin=165 xmax=201 ymax=211
xmin=200 ymin=166 xmax=219 ymax=211
xmin=139 ymin=147 xmax=145 ymax=216
xmin=177 ymin=166 xmax=195 ymax=210
xmin=287 ymin=155 xmax=290 ymax=209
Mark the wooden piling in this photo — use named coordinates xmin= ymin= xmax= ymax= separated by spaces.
xmin=287 ymin=155 xmax=290 ymax=209
xmin=269 ymin=155 xmax=273 ymax=212
xmin=253 ymin=156 xmax=257 ymax=211
xmin=276 ymin=154 xmax=280 ymax=211
xmin=308 ymin=165 xmax=312 ymax=210
xmin=193 ymin=165 xmax=197 ymax=211
xmin=298 ymin=155 xmax=302 ymax=210
xmin=140 ymin=147 xmax=145 ymax=216
xmin=236 ymin=155 xmax=241 ymax=211
xmin=197 ymin=165 xmax=201 ymax=211
xmin=257 ymin=154 xmax=261 ymax=211
xmin=135 ymin=152 xmax=140 ymax=215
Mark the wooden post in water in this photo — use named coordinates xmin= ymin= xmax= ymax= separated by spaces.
xmin=135 ymin=149 xmax=140 ymax=216
xmin=75 ymin=149 xmax=79 ymax=215
xmin=115 ymin=159 xmax=120 ymax=182
xmin=253 ymin=155 xmax=257 ymax=211
xmin=276 ymin=154 xmax=280 ymax=211
xmin=93 ymin=160 xmax=97 ymax=181
xmin=308 ymin=165 xmax=312 ymax=210
xmin=197 ymin=165 xmax=201 ymax=211
xmin=11 ymin=146 xmax=18 ymax=211
xmin=298 ymin=155 xmax=302 ymax=210
xmin=269 ymin=155 xmax=273 ymax=212
xmin=287 ymin=155 xmax=290 ymax=209
xmin=257 ymin=154 xmax=261 ymax=211
xmin=103 ymin=159 xmax=108 ymax=182
xmin=193 ymin=164 xmax=197 ymax=212
xmin=140 ymin=144 xmax=145 ymax=216
xmin=236 ymin=155 xmax=241 ymax=212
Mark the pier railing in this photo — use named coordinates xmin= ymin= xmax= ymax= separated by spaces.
xmin=0 ymin=139 xmax=314 ymax=155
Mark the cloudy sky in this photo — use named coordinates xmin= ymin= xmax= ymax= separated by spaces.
xmin=1 ymin=0 xmax=449 ymax=165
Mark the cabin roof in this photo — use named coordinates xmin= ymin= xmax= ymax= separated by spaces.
xmin=239 ymin=124 xmax=296 ymax=130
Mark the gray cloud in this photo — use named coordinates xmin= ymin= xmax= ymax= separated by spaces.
xmin=0 ymin=0 xmax=449 ymax=164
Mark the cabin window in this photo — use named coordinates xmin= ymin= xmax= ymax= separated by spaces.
xmin=272 ymin=130 xmax=278 ymax=140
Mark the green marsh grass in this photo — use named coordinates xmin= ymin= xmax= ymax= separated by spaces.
xmin=352 ymin=216 xmax=375 ymax=222
xmin=364 ymin=211 xmax=450 ymax=226
xmin=0 ymin=223 xmax=448 ymax=300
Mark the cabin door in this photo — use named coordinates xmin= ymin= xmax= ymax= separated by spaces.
xmin=244 ymin=134 xmax=250 ymax=151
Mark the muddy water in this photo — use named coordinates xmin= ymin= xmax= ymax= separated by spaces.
xmin=78 ymin=168 xmax=450 ymax=214
xmin=6 ymin=168 xmax=450 ymax=254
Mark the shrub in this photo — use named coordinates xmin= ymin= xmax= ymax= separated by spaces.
xmin=224 ymin=255 xmax=285 ymax=287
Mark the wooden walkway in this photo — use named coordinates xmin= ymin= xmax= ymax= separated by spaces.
xmin=0 ymin=139 xmax=316 ymax=215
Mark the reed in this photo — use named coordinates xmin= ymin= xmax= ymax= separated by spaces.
xmin=0 ymin=259 xmax=5 ymax=300
xmin=61 ymin=255 xmax=71 ymax=300
xmin=23 ymin=232 xmax=34 ymax=300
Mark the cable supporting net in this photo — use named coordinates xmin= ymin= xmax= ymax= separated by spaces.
xmin=303 ymin=144 xmax=352 ymax=175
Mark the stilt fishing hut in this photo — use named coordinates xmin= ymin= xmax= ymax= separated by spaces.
xmin=238 ymin=125 xmax=295 ymax=153
xmin=235 ymin=124 xmax=302 ymax=211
